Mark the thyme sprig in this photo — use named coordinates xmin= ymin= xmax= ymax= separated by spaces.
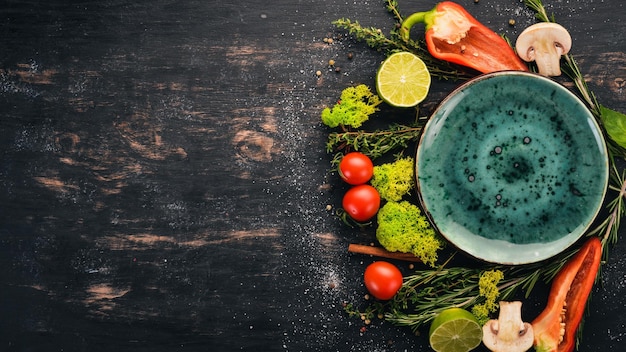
xmin=385 ymin=0 xmax=403 ymax=23
xmin=326 ymin=123 xmax=424 ymax=164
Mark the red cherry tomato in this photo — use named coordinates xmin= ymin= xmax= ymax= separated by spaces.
xmin=342 ymin=184 xmax=380 ymax=222
xmin=339 ymin=152 xmax=373 ymax=185
xmin=364 ymin=261 xmax=403 ymax=300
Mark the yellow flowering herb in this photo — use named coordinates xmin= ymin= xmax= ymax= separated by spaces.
xmin=376 ymin=200 xmax=444 ymax=267
xmin=472 ymin=269 xmax=505 ymax=325
xmin=371 ymin=156 xmax=414 ymax=201
xmin=321 ymin=84 xmax=382 ymax=128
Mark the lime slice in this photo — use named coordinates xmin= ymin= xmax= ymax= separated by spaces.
xmin=376 ymin=52 xmax=431 ymax=108
xmin=428 ymin=308 xmax=483 ymax=352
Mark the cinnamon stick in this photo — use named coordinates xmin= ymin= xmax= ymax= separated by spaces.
xmin=347 ymin=243 xmax=421 ymax=262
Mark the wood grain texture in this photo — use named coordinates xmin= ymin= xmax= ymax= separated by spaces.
xmin=1 ymin=0 xmax=626 ymax=351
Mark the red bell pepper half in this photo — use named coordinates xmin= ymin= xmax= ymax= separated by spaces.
xmin=532 ymin=237 xmax=603 ymax=352
xmin=399 ymin=1 xmax=528 ymax=73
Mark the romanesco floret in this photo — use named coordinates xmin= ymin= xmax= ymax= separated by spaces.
xmin=471 ymin=269 xmax=505 ymax=325
xmin=376 ymin=200 xmax=444 ymax=267
xmin=321 ymin=84 xmax=382 ymax=128
xmin=371 ymin=156 xmax=414 ymax=201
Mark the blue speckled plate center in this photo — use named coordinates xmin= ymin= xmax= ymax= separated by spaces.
xmin=416 ymin=72 xmax=608 ymax=264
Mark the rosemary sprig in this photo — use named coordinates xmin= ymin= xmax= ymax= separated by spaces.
xmin=384 ymin=265 xmax=488 ymax=332
xmin=524 ymin=0 xmax=555 ymax=23
xmin=562 ymin=50 xmax=626 ymax=256
xmin=345 ymin=255 xmax=490 ymax=332
xmin=586 ymin=162 xmax=626 ymax=260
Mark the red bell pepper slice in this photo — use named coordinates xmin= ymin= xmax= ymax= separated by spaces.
xmin=532 ymin=237 xmax=602 ymax=352
xmin=400 ymin=1 xmax=528 ymax=73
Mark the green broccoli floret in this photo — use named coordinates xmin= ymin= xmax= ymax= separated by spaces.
xmin=376 ymin=200 xmax=444 ymax=267
xmin=371 ymin=156 xmax=414 ymax=202
xmin=321 ymin=84 xmax=382 ymax=128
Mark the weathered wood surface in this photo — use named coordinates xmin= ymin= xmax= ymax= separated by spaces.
xmin=1 ymin=0 xmax=625 ymax=351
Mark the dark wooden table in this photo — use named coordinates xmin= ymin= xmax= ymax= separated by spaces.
xmin=2 ymin=0 xmax=625 ymax=351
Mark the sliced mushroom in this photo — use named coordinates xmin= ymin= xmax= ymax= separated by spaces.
xmin=515 ymin=23 xmax=572 ymax=76
xmin=482 ymin=301 xmax=534 ymax=352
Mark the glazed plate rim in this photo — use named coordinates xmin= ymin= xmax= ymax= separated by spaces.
xmin=415 ymin=71 xmax=609 ymax=265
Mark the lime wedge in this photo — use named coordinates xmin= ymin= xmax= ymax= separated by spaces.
xmin=428 ymin=308 xmax=483 ymax=352
xmin=376 ymin=51 xmax=431 ymax=107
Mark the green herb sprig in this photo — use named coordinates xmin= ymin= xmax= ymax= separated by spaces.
xmin=326 ymin=123 xmax=423 ymax=164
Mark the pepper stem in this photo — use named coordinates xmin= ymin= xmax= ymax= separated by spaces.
xmin=399 ymin=7 xmax=436 ymax=42
xmin=399 ymin=12 xmax=427 ymax=42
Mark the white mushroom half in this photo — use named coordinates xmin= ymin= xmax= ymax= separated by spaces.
xmin=515 ymin=23 xmax=572 ymax=76
xmin=482 ymin=301 xmax=534 ymax=352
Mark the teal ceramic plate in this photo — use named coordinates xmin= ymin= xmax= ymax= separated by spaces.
xmin=416 ymin=71 xmax=608 ymax=264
